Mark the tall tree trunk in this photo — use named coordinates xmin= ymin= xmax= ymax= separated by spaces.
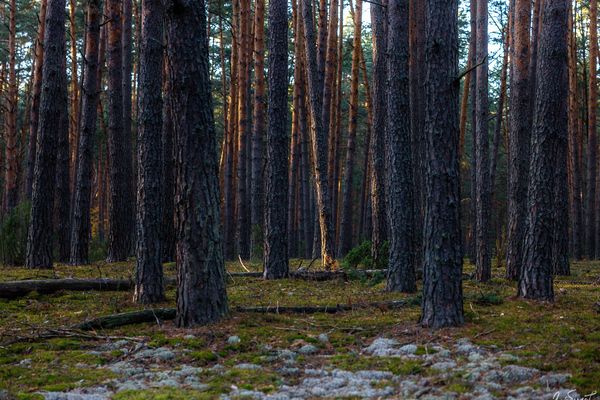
xmin=568 ymin=3 xmax=583 ymax=261
xmin=3 ymin=0 xmax=18 ymax=211
xmin=420 ymin=0 xmax=464 ymax=328
xmin=70 ymin=0 xmax=102 ymax=265
xmin=408 ymin=0 xmax=426 ymax=272
xmin=26 ymin=0 xmax=67 ymax=269
xmin=134 ymin=0 xmax=164 ymax=304
xmin=370 ymin=0 xmax=388 ymax=267
xmin=55 ymin=55 xmax=71 ymax=263
xmin=122 ymin=0 xmax=135 ymax=253
xmin=339 ymin=0 xmax=362 ymax=256
xmin=519 ymin=0 xmax=568 ymax=300
xmin=250 ymin=0 xmax=266 ymax=261
xmin=107 ymin=0 xmax=133 ymax=262
xmin=264 ymin=0 xmax=290 ymax=279
xmin=165 ymin=0 xmax=228 ymax=327
xmin=26 ymin=0 xmax=47 ymax=201
xmin=301 ymin=0 xmax=336 ymax=269
xmin=161 ymin=58 xmax=176 ymax=263
xmin=68 ymin=0 xmax=79 ymax=179
xmin=235 ymin=0 xmax=251 ymax=259
xmin=474 ymin=0 xmax=491 ymax=282
xmin=506 ymin=0 xmax=531 ymax=279
xmin=386 ymin=0 xmax=416 ymax=293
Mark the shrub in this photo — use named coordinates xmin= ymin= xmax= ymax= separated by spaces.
xmin=0 ymin=202 xmax=31 ymax=266
xmin=89 ymin=236 xmax=108 ymax=262
xmin=342 ymin=240 xmax=389 ymax=271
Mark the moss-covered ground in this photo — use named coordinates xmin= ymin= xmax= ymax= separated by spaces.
xmin=0 ymin=259 xmax=598 ymax=398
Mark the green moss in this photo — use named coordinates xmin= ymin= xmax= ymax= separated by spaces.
xmin=114 ymin=389 xmax=214 ymax=400
xmin=190 ymin=350 xmax=218 ymax=364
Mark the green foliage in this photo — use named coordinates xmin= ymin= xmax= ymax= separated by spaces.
xmin=0 ymin=202 xmax=30 ymax=266
xmin=89 ymin=237 xmax=108 ymax=263
xmin=473 ymin=291 xmax=504 ymax=306
xmin=342 ymin=241 xmax=389 ymax=271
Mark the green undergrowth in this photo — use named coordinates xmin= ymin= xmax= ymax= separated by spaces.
xmin=0 ymin=259 xmax=598 ymax=397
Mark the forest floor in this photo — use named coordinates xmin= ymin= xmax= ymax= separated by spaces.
xmin=0 ymin=259 xmax=598 ymax=400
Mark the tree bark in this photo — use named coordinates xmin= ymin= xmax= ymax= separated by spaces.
xmin=420 ymin=0 xmax=464 ymax=328
xmin=386 ymin=0 xmax=416 ymax=293
xmin=301 ymin=0 xmax=336 ymax=269
xmin=122 ymin=0 xmax=135 ymax=254
xmin=519 ymin=0 xmax=568 ymax=300
xmin=250 ymin=0 xmax=266 ymax=261
xmin=26 ymin=0 xmax=67 ymax=269
xmin=70 ymin=0 xmax=102 ymax=265
xmin=26 ymin=0 xmax=48 ymax=201
xmin=165 ymin=0 xmax=228 ymax=326
xmin=474 ymin=0 xmax=491 ymax=282
xmin=3 ymin=0 xmax=18 ymax=211
xmin=506 ymin=0 xmax=531 ymax=280
xmin=263 ymin=0 xmax=290 ymax=280
xmin=107 ymin=0 xmax=133 ymax=262
xmin=161 ymin=59 xmax=176 ymax=263
xmin=370 ymin=0 xmax=388 ymax=268
xmin=134 ymin=0 xmax=164 ymax=304
xmin=339 ymin=0 xmax=362 ymax=256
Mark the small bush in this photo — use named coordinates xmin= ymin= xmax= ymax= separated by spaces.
xmin=89 ymin=236 xmax=108 ymax=262
xmin=0 ymin=202 xmax=30 ymax=266
xmin=342 ymin=240 xmax=389 ymax=271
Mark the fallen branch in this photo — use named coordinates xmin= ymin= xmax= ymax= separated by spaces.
xmin=0 ymin=277 xmax=177 ymax=299
xmin=72 ymin=299 xmax=418 ymax=331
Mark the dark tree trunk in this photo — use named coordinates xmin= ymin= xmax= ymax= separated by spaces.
xmin=420 ymin=0 xmax=464 ymax=328
xmin=386 ymin=0 xmax=416 ymax=293
xmin=408 ymin=0 xmax=426 ymax=272
xmin=250 ymin=0 xmax=266 ymax=261
xmin=26 ymin=0 xmax=48 ymax=201
xmin=338 ymin=0 xmax=362 ymax=256
xmin=370 ymin=0 xmax=388 ymax=268
xmin=122 ymin=0 xmax=135 ymax=254
xmin=301 ymin=0 xmax=336 ymax=269
xmin=591 ymin=0 xmax=599 ymax=259
xmin=26 ymin=0 xmax=67 ymax=269
xmin=568 ymin=4 xmax=583 ymax=261
xmin=264 ymin=0 xmax=289 ymax=280
xmin=3 ymin=0 xmax=18 ymax=212
xmin=70 ymin=0 xmax=102 ymax=265
xmin=161 ymin=59 xmax=176 ymax=262
xmin=134 ymin=0 xmax=164 ymax=304
xmin=107 ymin=0 xmax=133 ymax=262
xmin=519 ymin=0 xmax=568 ymax=300
xmin=506 ymin=0 xmax=531 ymax=280
xmin=165 ymin=0 xmax=228 ymax=326
xmin=55 ymin=55 xmax=71 ymax=263
xmin=474 ymin=0 xmax=491 ymax=282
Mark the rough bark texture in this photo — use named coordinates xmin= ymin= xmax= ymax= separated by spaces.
xmin=107 ymin=0 xmax=133 ymax=262
xmin=339 ymin=0 xmax=362 ymax=256
xmin=3 ymin=0 xmax=18 ymax=211
xmin=386 ymin=0 xmax=416 ymax=293
xmin=590 ymin=0 xmax=599 ymax=259
xmin=474 ymin=0 xmax=491 ymax=282
xmin=165 ymin=0 xmax=228 ymax=327
xmin=134 ymin=0 xmax=165 ymax=304
xmin=420 ymin=0 xmax=464 ymax=328
xmin=122 ymin=0 xmax=135 ymax=254
xmin=70 ymin=0 xmax=102 ymax=265
xmin=250 ymin=0 xmax=266 ymax=261
xmin=54 ymin=55 xmax=71 ymax=263
xmin=161 ymin=60 xmax=176 ymax=262
xmin=301 ymin=0 xmax=336 ymax=269
xmin=26 ymin=0 xmax=67 ymax=269
xmin=519 ymin=0 xmax=568 ymax=301
xmin=263 ymin=0 xmax=289 ymax=280
xmin=506 ymin=0 xmax=531 ymax=280
xmin=370 ymin=0 xmax=388 ymax=269
xmin=567 ymin=5 xmax=583 ymax=261
xmin=26 ymin=0 xmax=48 ymax=200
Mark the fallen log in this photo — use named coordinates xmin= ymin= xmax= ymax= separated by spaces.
xmin=0 ymin=277 xmax=177 ymax=299
xmin=73 ymin=299 xmax=417 ymax=331
xmin=0 ymin=271 xmax=388 ymax=299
